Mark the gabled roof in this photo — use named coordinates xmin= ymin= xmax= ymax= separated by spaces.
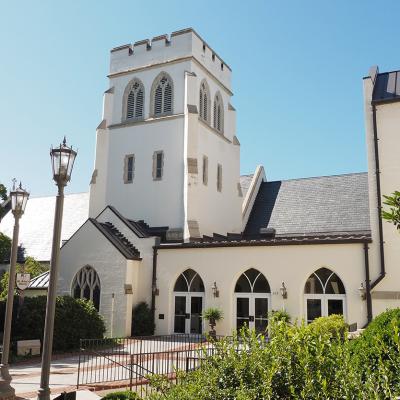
xmin=244 ymin=172 xmax=370 ymax=237
xmin=372 ymin=70 xmax=400 ymax=104
xmin=0 ymin=192 xmax=89 ymax=262
xmin=239 ymin=174 xmax=254 ymax=198
xmin=28 ymin=271 xmax=49 ymax=290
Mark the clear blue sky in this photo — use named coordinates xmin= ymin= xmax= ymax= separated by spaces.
xmin=1 ymin=0 xmax=399 ymax=196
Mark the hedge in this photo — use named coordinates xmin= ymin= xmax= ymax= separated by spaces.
xmin=131 ymin=302 xmax=154 ymax=336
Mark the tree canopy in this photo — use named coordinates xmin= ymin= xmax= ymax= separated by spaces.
xmin=382 ymin=191 xmax=400 ymax=231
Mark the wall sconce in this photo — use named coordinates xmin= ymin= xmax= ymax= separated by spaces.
xmin=211 ymin=282 xmax=219 ymax=298
xmin=358 ymin=282 xmax=366 ymax=301
xmin=152 ymin=284 xmax=159 ymax=296
xmin=280 ymin=282 xmax=287 ymax=299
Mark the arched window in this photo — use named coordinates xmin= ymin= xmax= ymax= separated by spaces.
xmin=199 ymin=80 xmax=210 ymax=123
xmin=151 ymin=72 xmax=173 ymax=117
xmin=71 ymin=266 xmax=101 ymax=311
xmin=304 ymin=268 xmax=346 ymax=323
xmin=234 ymin=269 xmax=270 ymax=333
xmin=123 ymin=78 xmax=144 ymax=120
xmin=173 ymin=269 xmax=204 ymax=334
xmin=213 ymin=92 xmax=224 ymax=133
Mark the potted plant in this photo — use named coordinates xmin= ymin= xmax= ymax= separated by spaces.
xmin=202 ymin=307 xmax=223 ymax=339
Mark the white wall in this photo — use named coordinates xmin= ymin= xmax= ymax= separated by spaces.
xmin=155 ymin=243 xmax=368 ymax=335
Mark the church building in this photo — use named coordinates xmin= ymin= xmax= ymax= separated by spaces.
xmin=2 ymin=28 xmax=400 ymax=337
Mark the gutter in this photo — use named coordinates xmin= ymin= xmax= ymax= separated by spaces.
xmin=363 ymin=243 xmax=372 ymax=323
xmin=370 ymin=103 xmax=386 ymax=289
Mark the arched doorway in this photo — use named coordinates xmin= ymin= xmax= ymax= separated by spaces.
xmin=71 ymin=265 xmax=101 ymax=311
xmin=304 ymin=267 xmax=346 ymax=323
xmin=173 ymin=269 xmax=204 ymax=334
xmin=234 ymin=268 xmax=271 ymax=333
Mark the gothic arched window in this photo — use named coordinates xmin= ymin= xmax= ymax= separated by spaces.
xmin=304 ymin=267 xmax=346 ymax=323
xmin=199 ymin=80 xmax=210 ymax=123
xmin=213 ymin=92 xmax=224 ymax=133
xmin=123 ymin=78 xmax=144 ymax=120
xmin=151 ymin=72 xmax=173 ymax=117
xmin=174 ymin=269 xmax=204 ymax=292
xmin=71 ymin=266 xmax=101 ymax=311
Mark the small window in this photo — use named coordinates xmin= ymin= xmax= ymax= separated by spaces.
xmin=213 ymin=93 xmax=224 ymax=133
xmin=217 ymin=164 xmax=222 ymax=192
xmin=152 ymin=73 xmax=173 ymax=117
xmin=153 ymin=151 xmax=164 ymax=180
xmin=199 ymin=80 xmax=210 ymax=123
xmin=124 ymin=154 xmax=135 ymax=183
xmin=202 ymin=156 xmax=208 ymax=185
xmin=124 ymin=79 xmax=144 ymax=120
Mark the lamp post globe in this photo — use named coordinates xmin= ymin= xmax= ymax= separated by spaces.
xmin=38 ymin=138 xmax=76 ymax=400
xmin=0 ymin=181 xmax=29 ymax=400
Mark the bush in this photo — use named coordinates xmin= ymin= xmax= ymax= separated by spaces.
xmin=1 ymin=295 xmax=105 ymax=352
xmin=306 ymin=314 xmax=347 ymax=340
xmin=131 ymin=302 xmax=154 ymax=336
xmin=269 ymin=309 xmax=291 ymax=323
xmin=102 ymin=391 xmax=140 ymax=399
xmin=148 ymin=315 xmax=400 ymax=399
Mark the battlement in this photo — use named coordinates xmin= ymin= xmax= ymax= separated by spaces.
xmin=109 ymin=28 xmax=232 ymax=90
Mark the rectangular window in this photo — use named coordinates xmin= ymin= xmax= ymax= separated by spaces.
xmin=124 ymin=154 xmax=135 ymax=183
xmin=217 ymin=163 xmax=222 ymax=192
xmin=202 ymin=156 xmax=208 ymax=185
xmin=153 ymin=151 xmax=164 ymax=180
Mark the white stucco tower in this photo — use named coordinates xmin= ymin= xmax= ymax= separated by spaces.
xmin=89 ymin=28 xmax=242 ymax=240
xmin=364 ymin=66 xmax=400 ymax=315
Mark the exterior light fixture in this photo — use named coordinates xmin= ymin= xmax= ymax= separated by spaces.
xmin=152 ymin=284 xmax=159 ymax=296
xmin=358 ymin=282 xmax=366 ymax=301
xmin=212 ymin=282 xmax=219 ymax=298
xmin=38 ymin=138 xmax=77 ymax=400
xmin=0 ymin=181 xmax=29 ymax=400
xmin=280 ymin=282 xmax=288 ymax=299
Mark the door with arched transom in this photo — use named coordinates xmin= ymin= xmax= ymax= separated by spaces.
xmin=173 ymin=269 xmax=204 ymax=334
xmin=234 ymin=269 xmax=271 ymax=333
xmin=304 ymin=268 xmax=346 ymax=323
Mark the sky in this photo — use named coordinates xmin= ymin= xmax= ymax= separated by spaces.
xmin=1 ymin=0 xmax=399 ymax=197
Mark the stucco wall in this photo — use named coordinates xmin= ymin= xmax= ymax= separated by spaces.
xmin=155 ymin=243 xmax=367 ymax=335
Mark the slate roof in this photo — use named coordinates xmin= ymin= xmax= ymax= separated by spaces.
xmin=244 ymin=172 xmax=370 ymax=237
xmin=240 ymin=174 xmax=254 ymax=198
xmin=372 ymin=70 xmax=400 ymax=103
xmin=27 ymin=271 xmax=49 ymax=290
xmin=0 ymin=192 xmax=89 ymax=262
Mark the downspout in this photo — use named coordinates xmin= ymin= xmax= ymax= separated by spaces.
xmin=151 ymin=241 xmax=159 ymax=322
xmin=370 ymin=103 xmax=386 ymax=289
xmin=363 ymin=242 xmax=372 ymax=323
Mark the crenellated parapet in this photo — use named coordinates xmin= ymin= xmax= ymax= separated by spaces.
xmin=109 ymin=28 xmax=231 ymax=90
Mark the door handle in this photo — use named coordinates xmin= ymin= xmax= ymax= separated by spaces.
xmin=249 ymin=316 xmax=254 ymax=322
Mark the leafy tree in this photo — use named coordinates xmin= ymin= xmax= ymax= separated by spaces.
xmin=0 ymin=257 xmax=48 ymax=299
xmin=0 ymin=183 xmax=7 ymax=202
xmin=382 ymin=191 xmax=400 ymax=231
xmin=131 ymin=302 xmax=154 ymax=336
xmin=0 ymin=233 xmax=11 ymax=263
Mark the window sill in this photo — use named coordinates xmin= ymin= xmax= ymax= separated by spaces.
xmin=109 ymin=113 xmax=184 ymax=129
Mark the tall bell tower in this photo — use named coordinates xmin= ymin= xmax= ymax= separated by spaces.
xmin=89 ymin=29 xmax=242 ymax=240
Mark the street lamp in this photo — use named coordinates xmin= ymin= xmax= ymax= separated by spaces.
xmin=37 ymin=138 xmax=76 ymax=400
xmin=0 ymin=181 xmax=29 ymax=400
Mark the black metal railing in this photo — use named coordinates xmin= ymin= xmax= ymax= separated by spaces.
xmin=77 ymin=334 xmax=219 ymax=397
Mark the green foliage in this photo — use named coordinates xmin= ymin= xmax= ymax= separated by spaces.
xmin=0 ymin=233 xmax=11 ymax=263
xmin=0 ymin=184 xmax=7 ymax=202
xmin=382 ymin=191 xmax=400 ymax=230
xmin=148 ymin=314 xmax=400 ymax=399
xmin=101 ymin=390 xmax=140 ymax=399
xmin=202 ymin=307 xmax=223 ymax=322
xmin=269 ymin=309 xmax=291 ymax=323
xmin=0 ymin=257 xmax=48 ymax=299
xmin=305 ymin=314 xmax=347 ymax=341
xmin=0 ymin=295 xmax=105 ymax=351
xmin=131 ymin=302 xmax=154 ymax=336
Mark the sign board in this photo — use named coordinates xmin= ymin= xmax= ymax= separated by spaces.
xmin=16 ymin=273 xmax=31 ymax=290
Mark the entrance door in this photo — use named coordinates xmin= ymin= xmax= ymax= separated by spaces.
xmin=235 ymin=294 xmax=269 ymax=333
xmin=174 ymin=294 xmax=204 ymax=334
xmin=305 ymin=296 xmax=346 ymax=323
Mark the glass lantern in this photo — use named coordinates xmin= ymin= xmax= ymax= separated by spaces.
xmin=50 ymin=137 xmax=77 ymax=185
xmin=10 ymin=182 xmax=29 ymax=216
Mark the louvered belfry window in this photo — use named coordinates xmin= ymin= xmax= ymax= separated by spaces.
xmin=153 ymin=74 xmax=173 ymax=116
xmin=199 ymin=80 xmax=210 ymax=123
xmin=126 ymin=80 xmax=144 ymax=119
xmin=213 ymin=93 xmax=223 ymax=133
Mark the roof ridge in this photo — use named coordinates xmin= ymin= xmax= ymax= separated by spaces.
xmin=263 ymin=171 xmax=367 ymax=184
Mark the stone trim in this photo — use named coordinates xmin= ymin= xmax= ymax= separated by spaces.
xmin=198 ymin=118 xmax=231 ymax=144
xmin=152 ymin=150 xmax=164 ymax=181
xmin=104 ymin=86 xmax=114 ymax=94
xmin=108 ymin=113 xmax=184 ymax=130
xmin=371 ymin=291 xmax=400 ymax=300
xmin=123 ymin=154 xmax=135 ymax=183
xmin=202 ymin=155 xmax=208 ymax=185
xmin=187 ymin=158 xmax=198 ymax=174
xmin=187 ymin=220 xmax=201 ymax=238
xmin=97 ymin=119 xmax=107 ymax=130
xmin=233 ymin=136 xmax=240 ymax=145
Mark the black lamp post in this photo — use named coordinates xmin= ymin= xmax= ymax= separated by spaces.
xmin=37 ymin=138 xmax=76 ymax=400
xmin=0 ymin=181 xmax=29 ymax=400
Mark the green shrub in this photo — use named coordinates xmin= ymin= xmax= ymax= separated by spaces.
xmin=269 ymin=309 xmax=291 ymax=323
xmin=5 ymin=295 xmax=106 ymax=351
xmin=202 ymin=307 xmax=223 ymax=322
xmin=101 ymin=390 xmax=140 ymax=399
xmin=131 ymin=302 xmax=154 ymax=336
xmin=306 ymin=314 xmax=347 ymax=340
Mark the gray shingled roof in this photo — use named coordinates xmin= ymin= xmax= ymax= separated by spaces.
xmin=372 ymin=70 xmax=400 ymax=103
xmin=28 ymin=271 xmax=49 ymax=289
xmin=0 ymin=192 xmax=89 ymax=262
xmin=245 ymin=173 xmax=370 ymax=237
xmin=240 ymin=174 xmax=254 ymax=198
